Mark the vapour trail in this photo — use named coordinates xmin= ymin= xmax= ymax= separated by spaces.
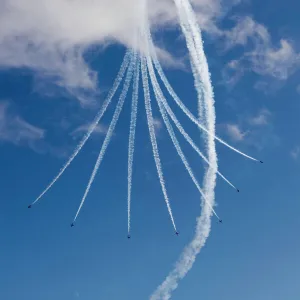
xmin=147 ymin=57 xmax=221 ymax=220
xmin=141 ymin=56 xmax=177 ymax=233
xmin=127 ymin=58 xmax=140 ymax=234
xmin=156 ymin=87 xmax=237 ymax=191
xmin=30 ymin=50 xmax=132 ymax=207
xmin=169 ymin=1 xmax=206 ymax=122
xmin=73 ymin=53 xmax=136 ymax=223
xmin=142 ymin=29 xmax=237 ymax=191
xmin=150 ymin=41 xmax=261 ymax=163
xmin=151 ymin=0 xmax=218 ymax=297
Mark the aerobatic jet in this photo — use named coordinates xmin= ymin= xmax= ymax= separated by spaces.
xmin=28 ymin=205 xmax=32 ymax=209
xmin=175 ymin=231 xmax=179 ymax=236
xmin=127 ymin=235 xmax=131 ymax=239
xmin=71 ymin=223 xmax=75 ymax=227
xmin=219 ymin=220 xmax=223 ymax=224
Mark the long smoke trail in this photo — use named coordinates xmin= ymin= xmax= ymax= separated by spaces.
xmin=142 ymin=29 xmax=237 ymax=191
xmin=141 ymin=56 xmax=177 ymax=233
xmin=151 ymin=0 xmax=218 ymax=297
xmin=127 ymin=58 xmax=140 ymax=235
xmin=147 ymin=57 xmax=221 ymax=220
xmin=158 ymin=89 xmax=237 ymax=191
xmin=168 ymin=0 xmax=206 ymax=122
xmin=30 ymin=50 xmax=132 ymax=207
xmin=73 ymin=52 xmax=136 ymax=223
xmin=150 ymin=42 xmax=261 ymax=163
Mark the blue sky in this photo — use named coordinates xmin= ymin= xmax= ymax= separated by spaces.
xmin=0 ymin=0 xmax=300 ymax=299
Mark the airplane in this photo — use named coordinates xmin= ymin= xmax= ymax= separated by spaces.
xmin=127 ymin=235 xmax=131 ymax=239
xmin=71 ymin=223 xmax=75 ymax=227
xmin=260 ymin=161 xmax=264 ymax=164
xmin=28 ymin=205 xmax=32 ymax=209
xmin=236 ymin=189 xmax=240 ymax=193
xmin=175 ymin=231 xmax=179 ymax=236
xmin=219 ymin=219 xmax=223 ymax=223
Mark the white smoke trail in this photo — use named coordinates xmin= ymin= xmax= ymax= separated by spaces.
xmin=30 ymin=50 xmax=132 ymax=207
xmin=127 ymin=57 xmax=140 ymax=234
xmin=150 ymin=42 xmax=261 ymax=163
xmin=158 ymin=91 xmax=237 ymax=191
xmin=141 ymin=56 xmax=177 ymax=233
xmin=169 ymin=1 xmax=206 ymax=122
xmin=73 ymin=52 xmax=136 ymax=223
xmin=151 ymin=0 xmax=218 ymax=298
xmin=142 ymin=29 xmax=237 ymax=191
xmin=147 ymin=57 xmax=220 ymax=220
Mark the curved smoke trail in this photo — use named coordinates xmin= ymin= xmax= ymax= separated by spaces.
xmin=147 ymin=57 xmax=220 ymax=220
xmin=155 ymin=84 xmax=237 ymax=191
xmin=30 ymin=50 xmax=132 ymax=207
xmin=150 ymin=41 xmax=260 ymax=163
xmin=144 ymin=30 xmax=237 ymax=191
xmin=151 ymin=0 xmax=218 ymax=298
xmin=141 ymin=56 xmax=177 ymax=233
xmin=73 ymin=52 xmax=136 ymax=223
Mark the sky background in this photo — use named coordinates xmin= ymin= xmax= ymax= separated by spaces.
xmin=0 ymin=0 xmax=300 ymax=299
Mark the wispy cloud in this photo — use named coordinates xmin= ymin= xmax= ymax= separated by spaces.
xmin=0 ymin=0 xmax=188 ymax=95
xmin=153 ymin=117 xmax=163 ymax=130
xmin=152 ymin=117 xmax=164 ymax=137
xmin=290 ymin=146 xmax=300 ymax=160
xmin=71 ymin=123 xmax=108 ymax=139
xmin=2 ymin=0 xmax=289 ymax=100
xmin=248 ymin=109 xmax=271 ymax=126
xmin=222 ymin=17 xmax=300 ymax=84
xmin=0 ymin=100 xmax=73 ymax=157
xmin=0 ymin=101 xmax=45 ymax=149
xmin=223 ymin=109 xmax=278 ymax=150
xmin=225 ymin=123 xmax=247 ymax=141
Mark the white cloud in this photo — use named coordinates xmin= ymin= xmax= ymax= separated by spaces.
xmin=223 ymin=17 xmax=300 ymax=82
xmin=0 ymin=0 xmax=297 ymax=100
xmin=153 ymin=46 xmax=186 ymax=70
xmin=152 ymin=117 xmax=163 ymax=135
xmin=225 ymin=123 xmax=247 ymax=141
xmin=0 ymin=101 xmax=45 ymax=148
xmin=223 ymin=109 xmax=278 ymax=150
xmin=248 ymin=109 xmax=271 ymax=126
xmin=0 ymin=0 xmax=182 ymax=93
xmin=71 ymin=122 xmax=108 ymax=139
xmin=291 ymin=146 xmax=300 ymax=160
xmin=0 ymin=0 xmax=240 ymax=97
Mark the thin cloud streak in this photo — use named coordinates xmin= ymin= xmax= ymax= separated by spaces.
xmin=0 ymin=101 xmax=44 ymax=147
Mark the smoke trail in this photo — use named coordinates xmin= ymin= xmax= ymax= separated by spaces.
xmin=127 ymin=58 xmax=140 ymax=234
xmin=141 ymin=56 xmax=177 ymax=232
xmin=151 ymin=0 xmax=218 ymax=297
xmin=73 ymin=53 xmax=136 ymax=223
xmin=157 ymin=90 xmax=237 ymax=191
xmin=147 ymin=57 xmax=221 ymax=220
xmin=30 ymin=50 xmax=132 ymax=207
xmin=169 ymin=1 xmax=206 ymax=123
xmin=150 ymin=41 xmax=261 ymax=162
xmin=141 ymin=28 xmax=237 ymax=191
